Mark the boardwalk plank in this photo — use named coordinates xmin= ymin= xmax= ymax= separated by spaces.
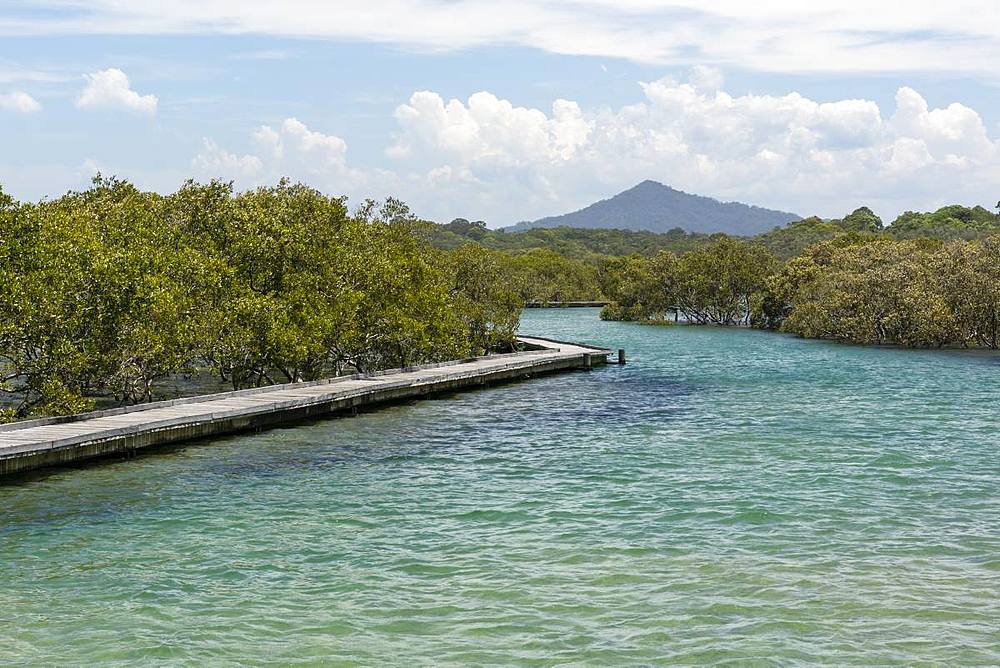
xmin=0 ymin=337 xmax=611 ymax=476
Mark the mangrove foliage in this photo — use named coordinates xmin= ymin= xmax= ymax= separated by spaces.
xmin=0 ymin=178 xmax=521 ymax=420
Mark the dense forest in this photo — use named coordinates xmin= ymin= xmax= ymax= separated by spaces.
xmin=425 ymin=203 xmax=1000 ymax=261
xmin=426 ymin=203 xmax=1000 ymax=349
xmin=0 ymin=178 xmax=520 ymax=420
xmin=599 ymin=234 xmax=1000 ymax=348
xmin=2 ymin=176 xmax=998 ymax=421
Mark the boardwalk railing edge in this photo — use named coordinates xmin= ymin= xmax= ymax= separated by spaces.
xmin=517 ymin=335 xmax=612 ymax=354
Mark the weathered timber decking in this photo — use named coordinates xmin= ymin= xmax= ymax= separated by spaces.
xmin=0 ymin=337 xmax=612 ymax=477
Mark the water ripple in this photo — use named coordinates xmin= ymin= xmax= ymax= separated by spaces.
xmin=0 ymin=309 xmax=998 ymax=665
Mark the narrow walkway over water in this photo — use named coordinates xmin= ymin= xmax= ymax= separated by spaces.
xmin=0 ymin=337 xmax=611 ymax=476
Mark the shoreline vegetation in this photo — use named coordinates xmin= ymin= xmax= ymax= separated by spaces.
xmin=2 ymin=176 xmax=999 ymax=421
xmin=419 ymin=205 xmax=1000 ymax=350
xmin=0 ymin=178 xmax=522 ymax=421
xmin=597 ymin=221 xmax=1000 ymax=351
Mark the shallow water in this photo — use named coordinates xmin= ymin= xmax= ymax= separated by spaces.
xmin=2 ymin=309 xmax=998 ymax=665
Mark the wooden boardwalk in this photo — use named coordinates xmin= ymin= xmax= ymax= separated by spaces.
xmin=0 ymin=337 xmax=612 ymax=477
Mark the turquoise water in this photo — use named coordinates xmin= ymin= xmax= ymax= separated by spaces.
xmin=2 ymin=309 xmax=998 ymax=665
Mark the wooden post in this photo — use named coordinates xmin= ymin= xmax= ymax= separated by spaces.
xmin=618 ymin=349 xmax=626 ymax=365
xmin=674 ymin=308 xmax=679 ymax=323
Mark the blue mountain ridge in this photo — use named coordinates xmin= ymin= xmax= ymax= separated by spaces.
xmin=507 ymin=180 xmax=800 ymax=235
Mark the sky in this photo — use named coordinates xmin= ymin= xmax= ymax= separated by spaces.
xmin=1 ymin=1 xmax=999 ymax=226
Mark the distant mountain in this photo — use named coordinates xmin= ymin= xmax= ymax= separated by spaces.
xmin=508 ymin=181 xmax=800 ymax=236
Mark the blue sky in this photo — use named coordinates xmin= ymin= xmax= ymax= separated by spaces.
xmin=1 ymin=2 xmax=999 ymax=226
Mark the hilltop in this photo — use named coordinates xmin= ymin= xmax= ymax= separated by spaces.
xmin=507 ymin=180 xmax=800 ymax=235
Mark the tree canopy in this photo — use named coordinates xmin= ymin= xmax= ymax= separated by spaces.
xmin=3 ymin=176 xmax=998 ymax=421
xmin=0 ymin=177 xmax=521 ymax=421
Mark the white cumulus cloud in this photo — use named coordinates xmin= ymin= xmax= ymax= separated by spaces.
xmin=276 ymin=117 xmax=348 ymax=166
xmin=193 ymin=118 xmax=370 ymax=190
xmin=76 ymin=68 xmax=158 ymax=114
xmin=382 ymin=72 xmax=999 ymax=223
xmin=390 ymin=91 xmax=592 ymax=167
xmin=186 ymin=71 xmax=999 ymax=225
xmin=0 ymin=90 xmax=41 ymax=113
xmin=192 ymin=139 xmax=263 ymax=178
